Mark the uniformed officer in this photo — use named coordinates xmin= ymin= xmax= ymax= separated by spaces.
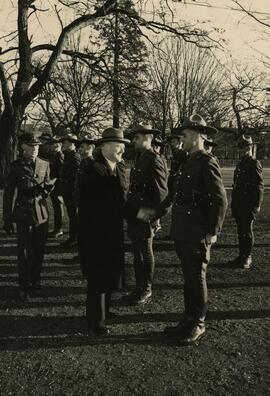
xmin=138 ymin=115 xmax=227 ymax=344
xmin=229 ymin=135 xmax=264 ymax=269
xmin=204 ymin=137 xmax=218 ymax=155
xmin=3 ymin=133 xmax=55 ymax=301
xmin=48 ymin=137 xmax=64 ymax=238
xmin=126 ymin=124 xmax=168 ymax=305
xmin=167 ymin=129 xmax=189 ymax=192
xmin=59 ymin=133 xmax=81 ymax=248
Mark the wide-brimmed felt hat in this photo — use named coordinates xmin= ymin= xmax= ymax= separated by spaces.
xmin=131 ymin=124 xmax=161 ymax=136
xmin=236 ymin=135 xmax=253 ymax=148
xmin=97 ymin=128 xmax=130 ymax=145
xmin=152 ymin=134 xmax=164 ymax=147
xmin=39 ymin=133 xmax=52 ymax=143
xmin=178 ymin=114 xmax=218 ymax=136
xmin=18 ymin=132 xmax=41 ymax=146
xmin=59 ymin=133 xmax=78 ymax=143
xmin=78 ymin=135 xmax=97 ymax=145
xmin=204 ymin=137 xmax=217 ymax=147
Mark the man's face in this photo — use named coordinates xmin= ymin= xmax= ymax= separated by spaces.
xmin=21 ymin=143 xmax=39 ymax=161
xmin=102 ymin=142 xmax=125 ymax=163
xmin=79 ymin=143 xmax=94 ymax=157
xmin=133 ymin=133 xmax=151 ymax=151
xmin=238 ymin=146 xmax=251 ymax=157
xmin=51 ymin=142 xmax=62 ymax=152
xmin=62 ymin=140 xmax=75 ymax=152
xmin=181 ymin=129 xmax=198 ymax=152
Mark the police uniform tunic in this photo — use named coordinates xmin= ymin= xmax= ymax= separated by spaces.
xmin=127 ymin=149 xmax=168 ymax=291
xmin=159 ymin=149 xmax=227 ymax=324
xmin=3 ymin=157 xmax=51 ymax=291
xmin=60 ymin=149 xmax=81 ymax=242
xmin=231 ymin=154 xmax=264 ymax=258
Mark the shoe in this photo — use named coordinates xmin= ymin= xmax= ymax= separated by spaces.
xmin=164 ymin=316 xmax=193 ymax=336
xmin=88 ymin=326 xmax=110 ymax=336
xmin=121 ymin=289 xmax=141 ymax=303
xmin=50 ymin=230 xmax=64 ymax=238
xmin=242 ymin=256 xmax=252 ymax=269
xmin=18 ymin=290 xmax=29 ymax=302
xmin=133 ymin=289 xmax=152 ymax=305
xmin=179 ymin=324 xmax=206 ymax=345
xmin=227 ymin=256 xmax=242 ymax=266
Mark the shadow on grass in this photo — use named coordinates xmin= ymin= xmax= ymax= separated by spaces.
xmin=0 ymin=309 xmax=269 ymax=351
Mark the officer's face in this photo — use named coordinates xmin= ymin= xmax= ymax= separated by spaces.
xmin=133 ymin=133 xmax=152 ymax=151
xmin=21 ymin=143 xmax=39 ymax=161
xmin=102 ymin=142 xmax=125 ymax=163
xmin=238 ymin=146 xmax=251 ymax=157
xmin=79 ymin=143 xmax=94 ymax=157
xmin=182 ymin=129 xmax=199 ymax=152
xmin=62 ymin=140 xmax=75 ymax=152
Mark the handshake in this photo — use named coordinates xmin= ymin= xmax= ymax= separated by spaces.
xmin=136 ymin=207 xmax=157 ymax=222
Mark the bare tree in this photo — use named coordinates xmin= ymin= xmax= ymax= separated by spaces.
xmin=0 ymin=0 xmax=217 ymax=184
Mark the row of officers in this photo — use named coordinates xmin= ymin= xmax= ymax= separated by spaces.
xmin=2 ymin=114 xmax=264 ymax=345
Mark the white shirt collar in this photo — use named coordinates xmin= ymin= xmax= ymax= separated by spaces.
xmin=105 ymin=157 xmax=117 ymax=173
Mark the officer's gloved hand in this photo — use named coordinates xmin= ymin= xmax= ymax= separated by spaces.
xmin=3 ymin=222 xmax=15 ymax=235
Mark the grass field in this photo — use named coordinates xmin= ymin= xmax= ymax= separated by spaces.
xmin=0 ymin=190 xmax=269 ymax=395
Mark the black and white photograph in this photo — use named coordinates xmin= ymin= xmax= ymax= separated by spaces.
xmin=0 ymin=0 xmax=269 ymax=394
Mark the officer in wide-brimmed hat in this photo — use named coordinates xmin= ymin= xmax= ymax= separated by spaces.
xmin=137 ymin=114 xmax=228 ymax=344
xmin=125 ymin=124 xmax=168 ymax=305
xmin=78 ymin=127 xmax=134 ymax=335
xmin=229 ymin=135 xmax=264 ymax=269
xmin=59 ymin=133 xmax=81 ymax=248
xmin=3 ymin=132 xmax=55 ymax=301
xmin=166 ymin=127 xmax=189 ymax=192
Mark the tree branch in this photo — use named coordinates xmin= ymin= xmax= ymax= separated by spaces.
xmin=0 ymin=62 xmax=14 ymax=115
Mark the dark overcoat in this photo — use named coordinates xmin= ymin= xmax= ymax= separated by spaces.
xmin=78 ymin=153 xmax=129 ymax=292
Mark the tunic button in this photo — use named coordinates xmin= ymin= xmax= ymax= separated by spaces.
xmin=187 ymin=211 xmax=191 ymax=215
xmin=187 ymin=175 xmax=190 ymax=178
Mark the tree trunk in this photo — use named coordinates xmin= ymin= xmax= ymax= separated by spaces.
xmin=112 ymin=11 xmax=120 ymax=128
xmin=0 ymin=107 xmax=23 ymax=187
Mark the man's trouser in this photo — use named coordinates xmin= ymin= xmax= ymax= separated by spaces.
xmin=132 ymin=237 xmax=155 ymax=291
xmin=63 ymin=193 xmax=78 ymax=241
xmin=86 ymin=281 xmax=111 ymax=330
xmin=50 ymin=191 xmax=64 ymax=232
xmin=235 ymin=214 xmax=254 ymax=258
xmin=16 ymin=221 xmax=48 ymax=291
xmin=175 ymin=240 xmax=211 ymax=325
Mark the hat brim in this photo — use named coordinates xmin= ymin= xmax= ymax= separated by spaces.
xmin=166 ymin=134 xmax=183 ymax=141
xmin=59 ymin=137 xmax=78 ymax=143
xmin=178 ymin=125 xmax=218 ymax=136
xmin=20 ymin=140 xmax=42 ymax=146
xmin=96 ymin=137 xmax=131 ymax=145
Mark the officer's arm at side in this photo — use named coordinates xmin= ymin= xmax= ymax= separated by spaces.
xmin=203 ymin=157 xmax=228 ymax=236
xmin=251 ymin=160 xmax=264 ymax=210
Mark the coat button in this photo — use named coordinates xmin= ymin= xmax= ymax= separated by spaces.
xmin=187 ymin=175 xmax=190 ymax=178
xmin=187 ymin=211 xmax=191 ymax=215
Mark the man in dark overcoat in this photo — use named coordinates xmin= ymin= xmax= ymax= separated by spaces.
xmin=3 ymin=133 xmax=55 ymax=301
xmin=78 ymin=128 xmax=132 ymax=336
xmin=230 ymin=135 xmax=264 ymax=269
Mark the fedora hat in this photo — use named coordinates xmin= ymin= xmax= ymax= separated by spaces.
xmin=132 ymin=124 xmax=161 ymax=136
xmin=59 ymin=133 xmax=78 ymax=143
xmin=204 ymin=137 xmax=217 ymax=147
xmin=236 ymin=135 xmax=253 ymax=148
xmin=18 ymin=132 xmax=41 ymax=146
xmin=97 ymin=128 xmax=130 ymax=145
xmin=178 ymin=114 xmax=218 ymax=136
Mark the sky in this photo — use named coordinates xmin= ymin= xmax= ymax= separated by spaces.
xmin=0 ymin=0 xmax=270 ymax=69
